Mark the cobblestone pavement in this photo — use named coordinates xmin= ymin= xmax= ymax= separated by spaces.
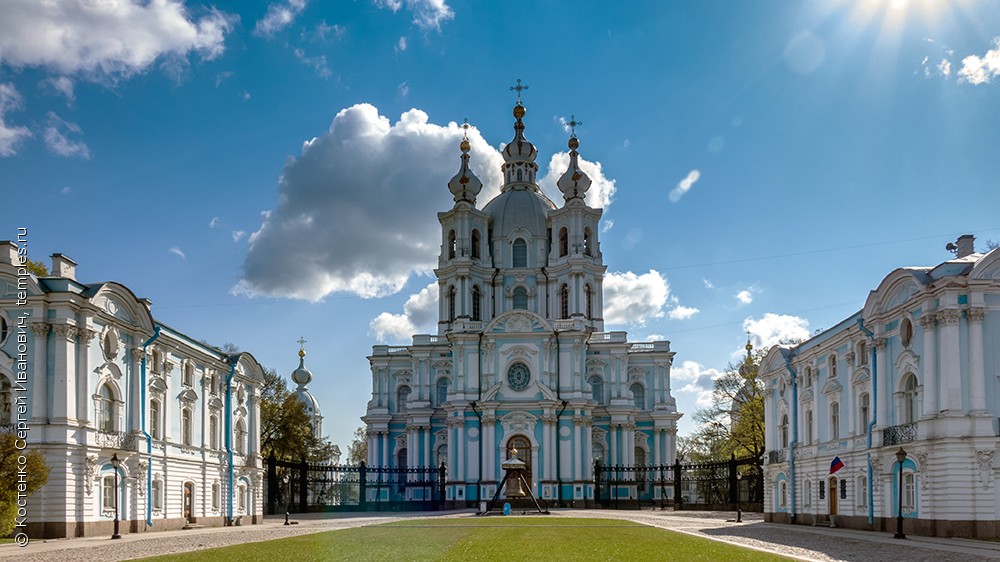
xmin=2 ymin=509 xmax=999 ymax=561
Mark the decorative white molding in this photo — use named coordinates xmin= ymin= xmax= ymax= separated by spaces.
xmin=85 ymin=455 xmax=98 ymax=496
xmin=976 ymin=450 xmax=994 ymax=490
xmin=500 ymin=411 xmax=538 ymax=436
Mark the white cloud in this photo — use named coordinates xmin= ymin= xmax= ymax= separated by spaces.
xmin=374 ymin=0 xmax=454 ymax=32
xmin=237 ymin=104 xmax=504 ymax=301
xmin=369 ymin=282 xmax=438 ymax=343
xmin=538 ymin=151 xmax=617 ymax=209
xmin=645 ymin=334 xmax=665 ymax=342
xmin=668 ymin=169 xmax=700 ymax=202
xmin=702 ymin=278 xmax=715 ymax=289
xmin=255 ymin=0 xmax=308 ymax=37
xmin=673 ymin=360 xmax=723 ymax=407
xmin=958 ymin=37 xmax=1000 ymax=85
xmin=294 ymin=48 xmax=331 ymax=78
xmin=0 ymin=0 xmax=233 ymax=78
xmin=735 ymin=289 xmax=753 ymax=305
xmin=242 ymin=90 xmax=252 ymax=101
xmin=209 ymin=217 xmax=219 ymax=228
xmin=396 ymin=36 xmax=408 ymax=52
xmin=60 ymin=186 xmax=71 ymax=195
xmin=397 ymin=81 xmax=409 ymax=98
xmin=0 ymin=83 xmax=31 ymax=157
xmin=168 ymin=247 xmax=186 ymax=260
xmin=623 ymin=138 xmax=630 ymax=148
xmin=604 ymin=270 xmax=669 ymax=326
xmin=232 ymin=230 xmax=246 ymax=242
xmin=42 ymin=76 xmax=75 ymax=103
xmin=620 ymin=228 xmax=642 ymax=251
xmin=303 ymin=21 xmax=344 ymax=42
xmin=601 ymin=219 xmax=614 ymax=233
xmin=743 ymin=313 xmax=810 ymax=349
xmin=668 ymin=305 xmax=699 ymax=320
xmin=42 ymin=112 xmax=89 ymax=159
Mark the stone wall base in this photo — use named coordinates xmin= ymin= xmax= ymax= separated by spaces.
xmin=23 ymin=515 xmax=254 ymax=539
xmin=764 ymin=512 xmax=1000 ymax=539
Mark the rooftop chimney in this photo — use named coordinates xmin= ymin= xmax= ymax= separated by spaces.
xmin=51 ymin=253 xmax=77 ymax=280
xmin=0 ymin=241 xmax=18 ymax=266
xmin=956 ymin=234 xmax=975 ymax=259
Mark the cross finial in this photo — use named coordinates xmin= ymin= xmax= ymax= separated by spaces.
xmin=462 ymin=117 xmax=469 ymax=140
xmin=509 ymin=79 xmax=528 ymax=104
xmin=568 ymin=114 xmax=583 ymax=138
xmin=297 ymin=337 xmax=307 ymax=349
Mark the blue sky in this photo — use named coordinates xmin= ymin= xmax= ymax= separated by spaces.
xmin=2 ymin=0 xmax=1000 ymax=452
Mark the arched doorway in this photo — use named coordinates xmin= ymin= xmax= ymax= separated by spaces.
xmin=506 ymin=436 xmax=532 ymax=491
xmin=827 ymin=476 xmax=838 ymax=516
xmin=183 ymin=482 xmax=194 ymax=521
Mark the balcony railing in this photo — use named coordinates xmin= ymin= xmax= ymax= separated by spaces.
xmin=882 ymin=422 xmax=917 ymax=446
xmin=767 ymin=449 xmax=787 ymax=464
xmin=96 ymin=430 xmax=138 ymax=450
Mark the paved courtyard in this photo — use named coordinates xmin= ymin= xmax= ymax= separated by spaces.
xmin=2 ymin=510 xmax=999 ymax=561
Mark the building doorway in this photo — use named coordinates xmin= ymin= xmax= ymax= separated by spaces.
xmin=506 ymin=436 xmax=532 ymax=491
xmin=827 ymin=476 xmax=838 ymax=516
xmin=183 ymin=482 xmax=194 ymax=521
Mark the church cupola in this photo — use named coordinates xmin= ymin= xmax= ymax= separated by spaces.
xmin=557 ymin=116 xmax=592 ymax=202
xmin=290 ymin=340 xmax=323 ymax=436
xmin=448 ymin=120 xmax=483 ymax=205
xmin=501 ymin=79 xmax=539 ymax=191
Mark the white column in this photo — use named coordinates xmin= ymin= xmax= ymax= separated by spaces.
xmin=874 ymin=338 xmax=888 ymax=429
xmin=456 ymin=423 xmax=465 ymax=482
xmin=968 ymin=307 xmax=988 ymax=414
xmin=610 ymin=424 xmax=618 ymax=466
xmin=381 ymin=432 xmax=389 ymax=467
xmin=574 ymin=420 xmax=582 ymax=481
xmin=29 ymin=323 xmax=49 ymax=423
xmin=51 ymin=324 xmax=77 ymax=423
xmin=584 ymin=424 xmax=593 ymax=479
xmin=938 ymin=309 xmax=962 ymax=414
xmin=424 ymin=428 xmax=431 ymax=467
xmin=919 ymin=313 xmax=938 ymax=418
xmin=652 ymin=429 xmax=661 ymax=466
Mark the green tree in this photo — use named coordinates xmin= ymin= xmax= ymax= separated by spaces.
xmin=0 ymin=433 xmax=50 ymax=536
xmin=24 ymin=259 xmax=47 ymax=277
xmin=347 ymin=426 xmax=367 ymax=465
xmin=259 ymin=368 xmax=336 ymax=462
xmin=686 ymin=346 xmax=767 ymax=462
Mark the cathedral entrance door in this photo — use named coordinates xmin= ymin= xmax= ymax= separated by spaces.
xmin=183 ymin=482 xmax=194 ymax=521
xmin=506 ymin=436 xmax=532 ymax=492
xmin=827 ymin=477 xmax=838 ymax=516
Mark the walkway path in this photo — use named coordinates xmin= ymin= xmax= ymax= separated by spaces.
xmin=2 ymin=510 xmax=998 ymax=561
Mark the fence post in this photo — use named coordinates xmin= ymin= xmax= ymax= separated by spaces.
xmin=359 ymin=461 xmax=368 ymax=511
xmin=593 ymin=460 xmax=601 ymax=507
xmin=439 ymin=463 xmax=446 ymax=508
xmin=728 ymin=453 xmax=738 ymax=506
xmin=266 ymin=453 xmax=277 ymax=515
xmin=673 ymin=459 xmax=682 ymax=509
xmin=299 ymin=458 xmax=308 ymax=513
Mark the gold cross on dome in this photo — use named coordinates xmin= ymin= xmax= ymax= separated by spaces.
xmin=568 ymin=114 xmax=583 ymax=137
xmin=297 ymin=337 xmax=307 ymax=349
xmin=509 ymin=79 xmax=528 ymax=104
xmin=462 ymin=117 xmax=470 ymax=140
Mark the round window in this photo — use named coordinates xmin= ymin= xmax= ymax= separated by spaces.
xmin=506 ymin=363 xmax=531 ymax=391
xmin=900 ymin=318 xmax=913 ymax=348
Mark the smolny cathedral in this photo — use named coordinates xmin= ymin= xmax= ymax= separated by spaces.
xmin=362 ymin=97 xmax=682 ymax=507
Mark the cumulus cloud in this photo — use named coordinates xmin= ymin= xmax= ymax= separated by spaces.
xmin=255 ymin=0 xmax=308 ymax=37
xmin=743 ymin=313 xmax=810 ymax=349
xmin=236 ymin=104 xmax=504 ymax=301
xmin=42 ymin=112 xmax=90 ymax=159
xmin=958 ymin=37 xmax=1000 ymax=85
xmin=397 ymin=81 xmax=409 ymax=98
xmin=672 ymin=360 xmax=723 ymax=407
xmin=232 ymin=230 xmax=246 ymax=242
xmin=605 ymin=270 xmax=695 ymax=326
xmin=374 ymin=0 xmax=454 ymax=31
xmin=601 ymin=219 xmax=614 ymax=233
xmin=735 ymin=289 xmax=753 ymax=305
xmin=369 ymin=282 xmax=438 ymax=343
xmin=0 ymin=83 xmax=31 ymax=157
xmin=168 ymin=247 xmax=186 ymax=259
xmin=668 ymin=169 xmax=700 ymax=202
xmin=0 ymin=0 xmax=233 ymax=78
xmin=538 ymin=151 xmax=617 ymax=209
xmin=42 ymin=76 xmax=75 ymax=103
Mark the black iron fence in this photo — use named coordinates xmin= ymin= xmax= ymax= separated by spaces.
xmin=265 ymin=455 xmax=446 ymax=514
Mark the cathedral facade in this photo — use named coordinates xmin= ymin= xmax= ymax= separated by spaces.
xmin=362 ymin=100 xmax=681 ymax=507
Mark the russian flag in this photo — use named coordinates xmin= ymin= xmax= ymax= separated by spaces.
xmin=830 ymin=456 xmax=845 ymax=474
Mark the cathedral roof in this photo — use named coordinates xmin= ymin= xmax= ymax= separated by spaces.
xmin=482 ymin=186 xmax=554 ymax=238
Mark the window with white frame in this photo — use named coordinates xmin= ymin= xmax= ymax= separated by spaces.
xmin=805 ymin=480 xmax=812 ymax=506
xmin=779 ymin=480 xmax=788 ymax=507
xmin=212 ymin=482 xmax=221 ymax=511
xmin=447 ymin=287 xmax=456 ymax=322
xmin=209 ymin=372 xmax=218 ymax=396
xmin=585 ymin=285 xmax=593 ymax=319
xmin=512 ymin=286 xmax=528 ymax=310
xmin=903 ymin=472 xmax=915 ymax=510
xmin=828 ymin=355 xmax=837 ymax=378
xmin=97 ymin=383 xmax=116 ymax=432
xmin=805 ymin=410 xmax=814 ymax=445
xmin=210 ymin=414 xmax=219 ymax=450
xmin=857 ymin=475 xmax=868 ymax=507
xmin=830 ymin=402 xmax=840 ymax=440
xmin=583 ymin=227 xmax=593 ymax=256
xmin=181 ymin=407 xmax=193 ymax=446
xmin=0 ymin=315 xmax=8 ymax=346
xmin=447 ymin=230 xmax=456 ymax=259
xmin=630 ymin=382 xmax=645 ymax=409
xmin=858 ymin=341 xmax=868 ymax=365
xmin=149 ymin=399 xmax=161 ymax=440
xmin=471 ymin=229 xmax=481 ymax=260
xmin=183 ymin=363 xmax=194 ymax=387
xmin=151 ymin=350 xmax=162 ymax=373
xmin=471 ymin=286 xmax=481 ymax=321
xmin=436 ymin=378 xmax=448 ymax=406
xmin=237 ymin=483 xmax=247 ymax=512
xmin=805 ymin=367 xmax=812 ymax=388
xmin=559 ymin=284 xmax=569 ymax=319
xmin=902 ymin=373 xmax=919 ymax=423
xmin=102 ymin=474 xmax=116 ymax=512
xmin=436 ymin=444 xmax=447 ymax=468
xmin=900 ymin=318 xmax=913 ymax=348
xmin=589 ymin=375 xmax=603 ymax=404
xmin=558 ymin=227 xmax=568 ymax=257
xmin=780 ymin=414 xmax=789 ymax=448
xmin=235 ymin=419 xmax=247 ymax=455
xmin=512 ymin=238 xmax=527 ymax=267
xmin=859 ymin=392 xmax=870 ymax=433
xmin=152 ymin=479 xmax=163 ymax=510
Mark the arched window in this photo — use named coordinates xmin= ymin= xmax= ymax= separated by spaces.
xmin=857 ymin=475 xmax=868 ymax=507
xmin=0 ymin=375 xmax=11 ymax=425
xmin=780 ymin=414 xmax=789 ymax=448
xmin=235 ymin=419 xmax=247 ymax=455
xmin=583 ymin=227 xmax=592 ymax=256
xmin=0 ymin=316 xmax=8 ymax=345
xmin=512 ymin=286 xmax=528 ymax=310
xmin=588 ymin=375 xmax=603 ymax=404
xmin=830 ymin=402 xmax=840 ymax=440
xmin=447 ymin=230 xmax=456 ymax=259
xmin=828 ymin=355 xmax=837 ymax=378
xmin=779 ymin=480 xmax=788 ymax=507
xmin=559 ymin=284 xmax=569 ymax=319
xmin=212 ymin=482 xmax=221 ymax=511
xmin=507 ymin=436 xmax=531 ymax=485
xmin=151 ymin=478 xmax=163 ymax=511
xmin=397 ymin=447 xmax=407 ymax=469
xmin=805 ymin=410 xmax=814 ymax=445
xmin=630 ymin=382 xmax=645 ymax=409
xmin=902 ymin=373 xmax=918 ymax=423
xmin=858 ymin=341 xmax=868 ymax=365
xmin=149 ymin=399 xmax=161 ymax=440
xmin=210 ymin=414 xmax=219 ymax=450
xmin=472 ymin=285 xmax=481 ymax=321
xmin=635 ymin=447 xmax=647 ymax=490
xmin=436 ymin=444 xmax=447 ymax=468
xmin=237 ymin=482 xmax=248 ymax=512
xmin=517 ymin=169 xmax=523 ymax=182
xmin=903 ymin=472 xmax=915 ymax=510
xmin=593 ymin=443 xmax=606 ymax=465
xmin=97 ymin=383 xmax=116 ymax=432
xmin=181 ymin=407 xmax=192 ymax=446
xmin=512 ymin=238 xmax=527 ymax=267
xmin=584 ymin=285 xmax=593 ymax=319
xmin=471 ymin=229 xmax=481 ymax=260
xmin=859 ymin=392 xmax=870 ymax=431
xmin=447 ymin=286 xmax=456 ymax=321
xmin=558 ymin=227 xmax=568 ymax=257
xmin=397 ymin=385 xmax=410 ymax=413
xmin=436 ymin=378 xmax=448 ymax=406
xmin=103 ymin=473 xmax=118 ymax=512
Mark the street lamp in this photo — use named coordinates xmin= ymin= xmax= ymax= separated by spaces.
xmin=894 ymin=447 xmax=907 ymax=539
xmin=283 ymin=473 xmax=291 ymax=526
xmin=110 ymin=453 xmax=121 ymax=540
xmin=736 ymin=472 xmax=743 ymax=523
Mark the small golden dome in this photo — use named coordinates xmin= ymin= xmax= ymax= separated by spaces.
xmin=460 ymin=139 xmax=471 ymax=152
xmin=298 ymin=348 xmax=306 ymax=358
xmin=745 ymin=341 xmax=753 ymax=352
xmin=568 ymin=136 xmax=579 ymax=150
xmin=513 ymin=104 xmax=525 ymax=119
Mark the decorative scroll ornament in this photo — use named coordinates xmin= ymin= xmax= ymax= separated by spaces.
xmin=976 ymin=450 xmax=995 ymax=489
xmin=85 ymin=455 xmax=99 ymax=495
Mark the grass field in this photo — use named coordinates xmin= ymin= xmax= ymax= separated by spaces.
xmin=140 ymin=517 xmax=790 ymax=561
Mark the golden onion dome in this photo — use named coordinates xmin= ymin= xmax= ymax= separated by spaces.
xmin=513 ymin=104 xmax=525 ymax=119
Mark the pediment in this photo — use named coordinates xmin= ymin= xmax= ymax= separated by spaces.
xmin=851 ymin=368 xmax=871 ymax=386
xmin=485 ymin=310 xmax=553 ymax=334
xmin=799 ymin=388 xmax=814 ymax=402
xmin=177 ymin=388 xmax=198 ymax=403
xmin=895 ymin=349 xmax=919 ymax=374
xmin=148 ymin=376 xmax=167 ymax=394
xmin=822 ymin=379 xmax=842 ymax=395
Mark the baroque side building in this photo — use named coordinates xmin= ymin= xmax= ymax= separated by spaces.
xmin=362 ymin=100 xmax=681 ymax=507
xmin=0 ymin=245 xmax=265 ymax=538
xmin=760 ymin=235 xmax=1000 ymax=537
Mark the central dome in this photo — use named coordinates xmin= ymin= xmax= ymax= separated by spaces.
xmin=482 ymin=187 xmax=554 ymax=239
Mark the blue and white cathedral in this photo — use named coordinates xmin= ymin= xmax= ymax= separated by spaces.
xmin=362 ymin=97 xmax=682 ymax=507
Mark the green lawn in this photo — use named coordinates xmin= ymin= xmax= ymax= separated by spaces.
xmin=139 ymin=517 xmax=789 ymax=561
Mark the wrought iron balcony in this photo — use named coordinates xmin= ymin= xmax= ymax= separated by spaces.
xmin=767 ymin=449 xmax=786 ymax=464
xmin=882 ymin=422 xmax=917 ymax=446
xmin=96 ymin=430 xmax=138 ymax=450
